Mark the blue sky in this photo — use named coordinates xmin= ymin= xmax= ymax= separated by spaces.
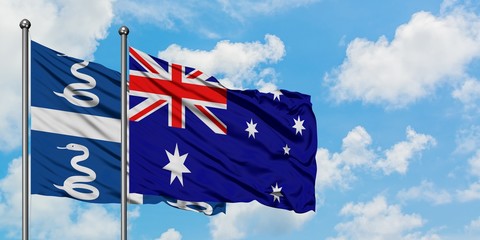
xmin=1 ymin=0 xmax=480 ymax=239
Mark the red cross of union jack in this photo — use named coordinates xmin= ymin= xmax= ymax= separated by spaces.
xmin=129 ymin=47 xmax=227 ymax=134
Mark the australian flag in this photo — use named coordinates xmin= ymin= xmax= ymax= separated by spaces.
xmin=129 ymin=47 xmax=317 ymax=213
xmin=30 ymin=41 xmax=225 ymax=215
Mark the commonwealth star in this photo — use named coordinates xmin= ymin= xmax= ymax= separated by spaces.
xmin=163 ymin=144 xmax=191 ymax=186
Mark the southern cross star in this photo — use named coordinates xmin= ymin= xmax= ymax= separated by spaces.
xmin=272 ymin=90 xmax=283 ymax=101
xmin=245 ymin=119 xmax=259 ymax=138
xmin=270 ymin=183 xmax=284 ymax=202
xmin=283 ymin=144 xmax=291 ymax=155
xmin=292 ymin=116 xmax=306 ymax=135
xmin=163 ymin=144 xmax=191 ymax=186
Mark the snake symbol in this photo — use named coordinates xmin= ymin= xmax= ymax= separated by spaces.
xmin=54 ymin=60 xmax=100 ymax=108
xmin=166 ymin=200 xmax=214 ymax=215
xmin=54 ymin=143 xmax=100 ymax=201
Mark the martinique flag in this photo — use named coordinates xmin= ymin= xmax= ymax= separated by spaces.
xmin=129 ymin=47 xmax=317 ymax=213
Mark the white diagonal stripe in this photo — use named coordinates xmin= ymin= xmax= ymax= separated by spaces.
xmin=31 ymin=106 xmax=120 ymax=143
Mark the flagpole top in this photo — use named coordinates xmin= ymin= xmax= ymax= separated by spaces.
xmin=19 ymin=19 xmax=31 ymax=29
xmin=118 ymin=26 xmax=129 ymax=36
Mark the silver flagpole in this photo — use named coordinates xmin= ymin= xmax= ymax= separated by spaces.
xmin=119 ymin=25 xmax=129 ymax=240
xmin=20 ymin=18 xmax=31 ymax=240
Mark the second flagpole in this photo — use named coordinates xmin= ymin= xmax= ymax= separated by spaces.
xmin=119 ymin=26 xmax=129 ymax=240
xmin=20 ymin=18 xmax=31 ymax=240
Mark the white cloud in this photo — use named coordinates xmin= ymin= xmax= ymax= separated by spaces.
xmin=0 ymin=158 xmax=23 ymax=232
xmin=465 ymin=216 xmax=480 ymax=233
xmin=339 ymin=126 xmax=376 ymax=167
xmin=456 ymin=149 xmax=480 ymax=202
xmin=209 ymin=201 xmax=314 ymax=240
xmin=326 ymin=7 xmax=480 ymax=108
xmin=375 ymin=127 xmax=436 ymax=175
xmin=117 ymin=0 xmax=319 ymax=28
xmin=158 ymin=34 xmax=285 ymax=89
xmin=128 ymin=206 xmax=141 ymax=219
xmin=455 ymin=125 xmax=480 ymax=154
xmin=316 ymin=126 xmax=435 ymax=191
xmin=452 ymin=78 xmax=480 ymax=111
xmin=315 ymin=126 xmax=375 ymax=191
xmin=457 ymin=182 xmax=480 ymax=202
xmin=115 ymin=0 xmax=193 ymax=29
xmin=403 ymin=232 xmax=442 ymax=240
xmin=396 ymin=180 xmax=452 ymax=205
xmin=8 ymin=0 xmax=114 ymax=59
xmin=440 ymin=0 xmax=459 ymax=13
xmin=315 ymin=148 xmax=354 ymax=191
xmin=218 ymin=0 xmax=319 ymax=21
xmin=468 ymin=150 xmax=480 ymax=177
xmin=0 ymin=158 xmax=119 ymax=239
xmin=0 ymin=0 xmax=115 ymax=151
xmin=155 ymin=228 xmax=182 ymax=240
xmin=328 ymin=196 xmax=430 ymax=240
xmin=40 ymin=204 xmax=119 ymax=240
xmin=116 ymin=0 xmax=320 ymax=39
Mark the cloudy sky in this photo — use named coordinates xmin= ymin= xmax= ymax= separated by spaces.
xmin=1 ymin=0 xmax=480 ymax=239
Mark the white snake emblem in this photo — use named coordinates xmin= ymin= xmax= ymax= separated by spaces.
xmin=54 ymin=60 xmax=100 ymax=108
xmin=54 ymin=143 xmax=100 ymax=201
xmin=166 ymin=200 xmax=214 ymax=216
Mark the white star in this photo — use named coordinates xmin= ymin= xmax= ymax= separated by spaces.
xmin=245 ymin=119 xmax=258 ymax=138
xmin=163 ymin=144 xmax=191 ymax=186
xmin=283 ymin=144 xmax=291 ymax=155
xmin=272 ymin=90 xmax=283 ymax=101
xmin=270 ymin=183 xmax=283 ymax=203
xmin=292 ymin=116 xmax=306 ymax=135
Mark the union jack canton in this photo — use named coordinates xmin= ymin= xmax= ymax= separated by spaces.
xmin=129 ymin=47 xmax=317 ymax=213
xmin=129 ymin=47 xmax=227 ymax=134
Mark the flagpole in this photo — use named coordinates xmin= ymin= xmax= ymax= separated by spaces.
xmin=119 ymin=25 xmax=129 ymax=240
xmin=20 ymin=18 xmax=31 ymax=240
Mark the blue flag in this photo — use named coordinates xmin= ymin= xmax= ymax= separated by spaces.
xmin=30 ymin=41 xmax=225 ymax=215
xmin=129 ymin=47 xmax=317 ymax=213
